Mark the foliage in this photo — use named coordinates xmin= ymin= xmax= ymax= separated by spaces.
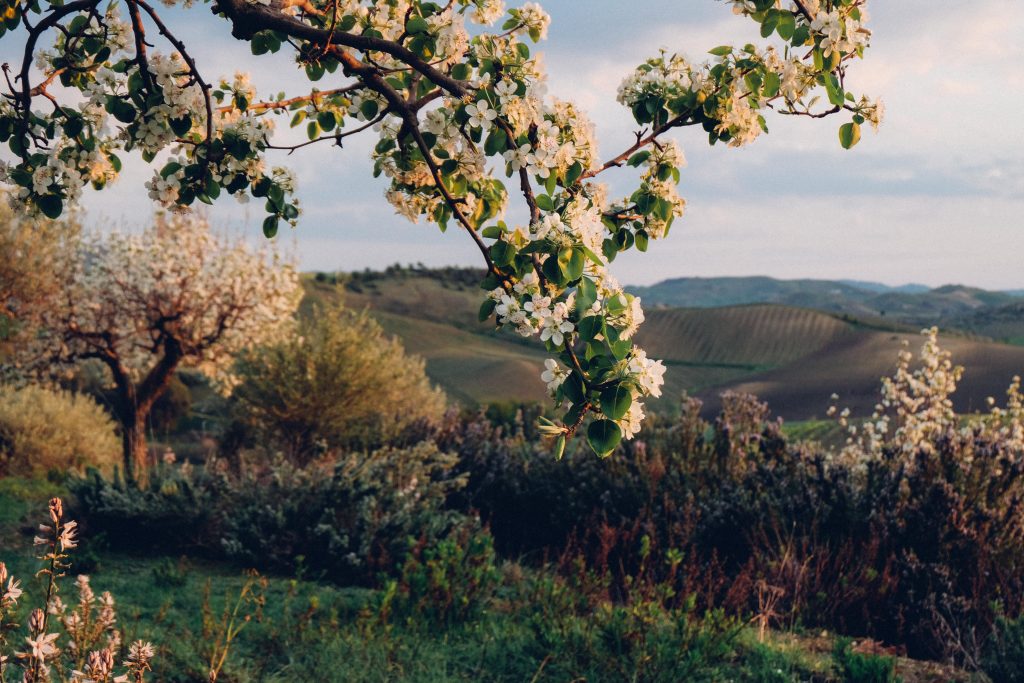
xmin=71 ymin=442 xmax=467 ymax=585
xmin=0 ymin=384 xmax=119 ymax=477
xmin=232 ymin=303 xmax=445 ymax=462
xmin=5 ymin=213 xmax=301 ymax=483
xmin=0 ymin=0 xmax=881 ymax=449
xmin=832 ymin=638 xmax=899 ymax=683
xmin=0 ymin=198 xmax=76 ymax=353
xmin=440 ymin=331 xmax=1024 ymax=663
xmin=982 ymin=613 xmax=1024 ymax=683
xmin=380 ymin=521 xmax=500 ymax=629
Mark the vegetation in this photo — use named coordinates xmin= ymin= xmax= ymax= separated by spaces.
xmin=0 ymin=385 xmax=119 ymax=477
xmin=232 ymin=303 xmax=445 ymax=462
xmin=3 ymin=214 xmax=300 ymax=483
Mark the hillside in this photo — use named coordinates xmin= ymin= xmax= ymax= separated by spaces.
xmin=302 ymin=270 xmax=1024 ymax=420
xmin=629 ymin=276 xmax=1024 ymax=344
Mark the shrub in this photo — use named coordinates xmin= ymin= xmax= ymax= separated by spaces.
xmin=72 ymin=442 xmax=468 ymax=585
xmin=380 ymin=521 xmax=500 ymax=628
xmin=982 ymin=614 xmax=1024 ymax=683
xmin=832 ymin=638 xmax=899 ymax=683
xmin=0 ymin=384 xmax=119 ymax=476
xmin=218 ymin=442 xmax=466 ymax=584
xmin=232 ymin=303 xmax=446 ymax=463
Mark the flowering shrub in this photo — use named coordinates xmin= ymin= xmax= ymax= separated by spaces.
xmin=0 ymin=498 xmax=156 ymax=682
xmin=0 ymin=384 xmax=119 ymax=477
xmin=0 ymin=0 xmax=880 ymax=450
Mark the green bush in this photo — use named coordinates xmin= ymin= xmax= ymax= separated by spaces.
xmin=983 ymin=614 xmax=1024 ymax=683
xmin=381 ymin=521 xmax=500 ymax=628
xmin=0 ymin=383 xmax=119 ymax=476
xmin=72 ymin=442 xmax=468 ymax=585
xmin=832 ymin=638 xmax=899 ymax=683
xmin=232 ymin=304 xmax=446 ymax=463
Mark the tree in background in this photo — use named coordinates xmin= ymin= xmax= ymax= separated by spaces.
xmin=0 ymin=198 xmax=75 ymax=351
xmin=0 ymin=0 xmax=881 ymax=453
xmin=233 ymin=303 xmax=445 ymax=464
xmin=10 ymin=214 xmax=301 ymax=482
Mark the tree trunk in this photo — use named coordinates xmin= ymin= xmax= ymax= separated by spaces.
xmin=121 ymin=410 xmax=149 ymax=486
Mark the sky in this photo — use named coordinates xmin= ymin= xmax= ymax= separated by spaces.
xmin=4 ymin=1 xmax=1024 ymax=288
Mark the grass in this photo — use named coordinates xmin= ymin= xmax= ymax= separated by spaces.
xmin=1 ymin=476 xmax=952 ymax=683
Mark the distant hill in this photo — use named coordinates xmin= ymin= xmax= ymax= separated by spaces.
xmin=629 ymin=276 xmax=1024 ymax=345
xmin=301 ymin=269 xmax=1024 ymax=421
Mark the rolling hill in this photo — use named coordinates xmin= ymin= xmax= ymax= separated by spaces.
xmin=629 ymin=276 xmax=1024 ymax=344
xmin=302 ymin=270 xmax=1024 ymax=421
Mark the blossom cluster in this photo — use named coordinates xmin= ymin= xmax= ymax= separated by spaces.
xmin=0 ymin=499 xmax=156 ymax=682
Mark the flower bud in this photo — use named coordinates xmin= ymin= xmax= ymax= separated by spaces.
xmin=48 ymin=498 xmax=63 ymax=524
xmin=28 ymin=607 xmax=46 ymax=634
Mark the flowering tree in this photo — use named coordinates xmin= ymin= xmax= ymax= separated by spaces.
xmin=12 ymin=214 xmax=300 ymax=482
xmin=0 ymin=0 xmax=881 ymax=455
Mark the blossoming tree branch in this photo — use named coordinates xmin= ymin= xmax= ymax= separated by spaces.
xmin=0 ymin=0 xmax=881 ymax=455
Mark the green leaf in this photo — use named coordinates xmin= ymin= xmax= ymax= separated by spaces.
xmin=317 ymin=110 xmax=336 ymax=131
xmin=709 ymin=45 xmax=732 ymax=57
xmin=559 ymin=248 xmax=585 ymax=282
xmin=838 ymin=121 xmax=861 ymax=149
xmin=576 ymin=277 xmax=597 ymax=315
xmin=484 ymin=127 xmax=507 ymax=156
xmin=587 ymin=420 xmax=622 ymax=457
xmin=553 ymin=434 xmax=566 ymax=461
xmin=360 ymin=99 xmax=379 ymax=120
xmin=481 ymin=225 xmax=502 ymax=239
xmin=490 ymin=240 xmax=516 ymax=267
xmin=564 ymin=160 xmax=583 ymax=187
xmin=626 ymin=151 xmax=651 ymax=167
xmin=634 ymin=231 xmax=649 ymax=253
xmin=36 ymin=194 xmax=62 ymax=219
xmin=577 ymin=315 xmax=604 ymax=343
xmin=776 ymin=12 xmax=796 ymax=40
xmin=535 ymin=194 xmax=554 ymax=212
xmin=169 ymin=116 xmax=192 ymax=137
xmin=600 ymin=384 xmax=632 ymax=421
xmin=823 ymin=73 xmax=845 ymax=106
xmin=406 ymin=16 xmax=429 ymax=34
xmin=262 ymin=215 xmax=279 ymax=238
xmin=478 ymin=298 xmax=497 ymax=322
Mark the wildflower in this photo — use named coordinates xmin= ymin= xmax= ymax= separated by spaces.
xmin=60 ymin=520 xmax=79 ymax=550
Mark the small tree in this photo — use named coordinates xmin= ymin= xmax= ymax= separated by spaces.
xmin=233 ymin=303 xmax=445 ymax=463
xmin=13 ymin=213 xmax=301 ymax=482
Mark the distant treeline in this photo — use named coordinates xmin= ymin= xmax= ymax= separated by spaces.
xmin=312 ymin=264 xmax=486 ymax=291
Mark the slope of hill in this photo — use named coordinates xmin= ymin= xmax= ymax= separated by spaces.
xmin=630 ymin=276 xmax=1024 ymax=345
xmin=301 ymin=271 xmax=1024 ymax=420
